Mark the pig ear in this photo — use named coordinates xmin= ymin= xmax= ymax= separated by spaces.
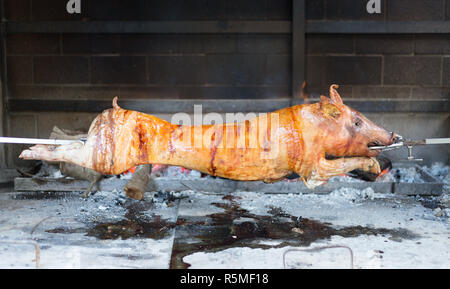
xmin=329 ymin=84 xmax=343 ymax=106
xmin=320 ymin=102 xmax=341 ymax=119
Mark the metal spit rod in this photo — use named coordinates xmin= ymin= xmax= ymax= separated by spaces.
xmin=369 ymin=137 xmax=450 ymax=162
xmin=0 ymin=137 xmax=85 ymax=145
xmin=369 ymin=138 xmax=450 ymax=151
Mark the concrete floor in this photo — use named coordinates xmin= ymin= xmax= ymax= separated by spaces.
xmin=0 ymin=187 xmax=448 ymax=269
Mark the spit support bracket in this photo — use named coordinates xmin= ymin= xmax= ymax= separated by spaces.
xmin=369 ymin=137 xmax=450 ymax=162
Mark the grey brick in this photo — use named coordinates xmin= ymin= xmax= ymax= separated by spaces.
xmin=8 ymin=85 xmax=63 ymax=99
xmin=265 ymin=55 xmax=291 ymax=86
xmin=384 ymin=56 xmax=442 ymax=85
xmin=7 ymin=56 xmax=33 ymax=84
xmin=444 ymin=58 xmax=450 ymax=87
xmin=7 ymin=114 xmax=37 ymax=167
xmin=227 ymin=0 xmax=269 ymax=20
xmin=4 ymin=0 xmax=31 ymax=21
xmin=92 ymin=56 xmax=146 ymax=84
xmin=147 ymin=56 xmax=206 ymax=85
xmin=203 ymin=0 xmax=228 ymax=20
xmin=415 ymin=35 xmax=450 ymax=55
xmin=203 ymin=35 xmax=237 ymax=54
xmin=7 ymin=34 xmax=60 ymax=55
xmin=326 ymin=56 xmax=382 ymax=85
xmin=177 ymin=35 xmax=205 ymax=54
xmin=353 ymin=86 xmax=411 ymax=99
xmin=62 ymin=34 xmax=120 ymax=54
xmin=120 ymin=35 xmax=178 ymax=54
xmin=92 ymin=35 xmax=121 ymax=54
xmin=34 ymin=56 xmax=89 ymax=84
xmin=306 ymin=35 xmax=354 ymax=54
xmin=61 ymin=86 xmax=122 ymax=100
xmin=207 ymin=55 xmax=265 ymax=85
xmin=180 ymin=86 xmax=290 ymax=99
xmin=180 ymin=87 xmax=231 ymax=99
xmin=62 ymin=35 xmax=92 ymax=54
xmin=326 ymin=0 xmax=385 ymax=20
xmin=32 ymin=0 xmax=88 ymax=20
xmin=306 ymin=0 xmax=324 ymax=20
xmin=91 ymin=0 xmax=222 ymax=21
xmin=412 ymin=87 xmax=450 ymax=99
xmin=447 ymin=0 xmax=450 ymax=20
xmin=122 ymin=86 xmax=179 ymax=99
xmin=306 ymin=56 xmax=327 ymax=88
xmin=37 ymin=112 xmax=97 ymax=138
xmin=387 ymin=0 xmax=443 ymax=21
xmin=176 ymin=0 xmax=227 ymax=20
xmin=355 ymin=35 xmax=414 ymax=55
xmin=238 ymin=35 xmax=290 ymax=54
xmin=146 ymin=0 xmax=208 ymax=20
xmin=91 ymin=0 xmax=152 ymax=20
xmin=8 ymin=114 xmax=36 ymax=138
xmin=267 ymin=0 xmax=291 ymax=20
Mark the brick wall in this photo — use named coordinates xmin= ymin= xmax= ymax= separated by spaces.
xmin=306 ymin=33 xmax=449 ymax=99
xmin=2 ymin=0 xmax=449 ymax=166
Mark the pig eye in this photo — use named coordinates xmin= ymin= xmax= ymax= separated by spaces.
xmin=354 ymin=119 xmax=362 ymax=127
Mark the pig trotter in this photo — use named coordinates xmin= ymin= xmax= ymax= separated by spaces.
xmin=124 ymin=164 xmax=152 ymax=200
xmin=81 ymin=174 xmax=103 ymax=198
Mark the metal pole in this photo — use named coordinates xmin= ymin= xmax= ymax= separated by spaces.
xmin=292 ymin=0 xmax=305 ymax=105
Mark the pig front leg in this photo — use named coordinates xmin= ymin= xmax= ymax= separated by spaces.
xmin=317 ymin=157 xmax=380 ymax=180
xmin=302 ymin=157 xmax=380 ymax=189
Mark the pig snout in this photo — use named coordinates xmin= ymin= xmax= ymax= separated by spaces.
xmin=370 ymin=131 xmax=395 ymax=147
xmin=392 ymin=133 xmax=403 ymax=143
xmin=382 ymin=132 xmax=402 ymax=146
xmin=364 ymin=129 xmax=397 ymax=157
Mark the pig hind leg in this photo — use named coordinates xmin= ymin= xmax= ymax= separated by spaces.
xmin=19 ymin=143 xmax=87 ymax=168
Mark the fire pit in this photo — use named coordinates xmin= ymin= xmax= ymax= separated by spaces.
xmin=14 ymin=162 xmax=447 ymax=196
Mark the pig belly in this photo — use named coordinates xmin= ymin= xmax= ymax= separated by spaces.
xmin=176 ymin=148 xmax=292 ymax=181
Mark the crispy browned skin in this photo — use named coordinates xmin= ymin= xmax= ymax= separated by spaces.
xmin=20 ymin=85 xmax=395 ymax=188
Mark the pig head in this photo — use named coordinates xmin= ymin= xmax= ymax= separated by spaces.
xmin=320 ymin=84 xmax=396 ymax=158
xmin=297 ymin=84 xmax=397 ymax=188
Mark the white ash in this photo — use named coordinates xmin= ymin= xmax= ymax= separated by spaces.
xmin=74 ymin=190 xmax=181 ymax=225
xmin=37 ymin=161 xmax=450 ymax=187
xmin=383 ymin=167 xmax=425 ymax=183
xmin=34 ymin=162 xmax=59 ymax=177
xmin=329 ymin=187 xmax=377 ymax=201
xmin=421 ymin=162 xmax=450 ymax=182
xmin=163 ymin=166 xmax=202 ymax=179
xmin=75 ymin=190 xmax=128 ymax=224
xmin=421 ymin=162 xmax=450 ymax=195
xmin=52 ymin=170 xmax=64 ymax=178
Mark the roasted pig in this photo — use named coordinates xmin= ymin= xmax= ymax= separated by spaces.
xmin=20 ymin=85 xmax=397 ymax=188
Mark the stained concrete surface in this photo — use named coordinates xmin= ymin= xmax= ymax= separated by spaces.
xmin=0 ymin=187 xmax=448 ymax=269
